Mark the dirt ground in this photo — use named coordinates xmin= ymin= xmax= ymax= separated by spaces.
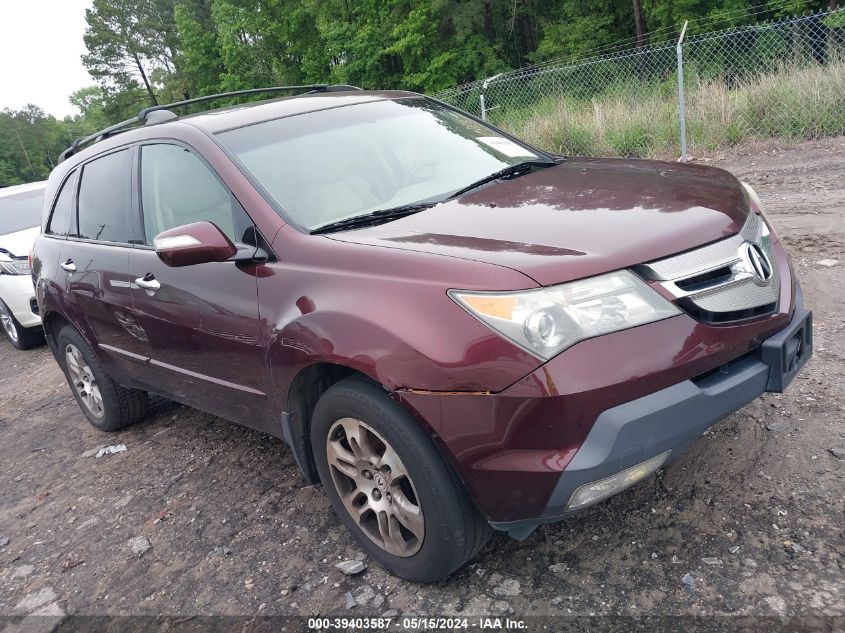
xmin=1 ymin=137 xmax=843 ymax=626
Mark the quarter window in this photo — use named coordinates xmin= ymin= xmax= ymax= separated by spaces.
xmin=77 ymin=150 xmax=132 ymax=243
xmin=140 ymin=144 xmax=252 ymax=245
xmin=46 ymin=172 xmax=77 ymax=237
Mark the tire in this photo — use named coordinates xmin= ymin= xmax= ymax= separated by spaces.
xmin=311 ymin=378 xmax=491 ymax=582
xmin=56 ymin=325 xmax=149 ymax=431
xmin=0 ymin=301 xmax=43 ymax=350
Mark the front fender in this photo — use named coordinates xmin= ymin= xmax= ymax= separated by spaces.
xmin=268 ymin=310 xmax=480 ymax=393
xmin=262 ymin=225 xmax=545 ymax=407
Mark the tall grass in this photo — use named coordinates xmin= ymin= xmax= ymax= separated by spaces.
xmin=496 ymin=60 xmax=845 ymax=158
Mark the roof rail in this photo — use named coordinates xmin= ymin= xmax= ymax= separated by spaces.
xmin=57 ymin=84 xmax=363 ymax=164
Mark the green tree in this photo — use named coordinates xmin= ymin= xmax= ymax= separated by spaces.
xmin=174 ymin=0 xmax=224 ymax=97
xmin=82 ymin=0 xmax=179 ymax=104
xmin=0 ymin=106 xmax=81 ymax=185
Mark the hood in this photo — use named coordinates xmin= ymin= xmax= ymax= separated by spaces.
xmin=0 ymin=226 xmax=39 ymax=259
xmin=327 ymin=158 xmax=750 ymax=287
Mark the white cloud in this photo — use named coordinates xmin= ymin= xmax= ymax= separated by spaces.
xmin=0 ymin=0 xmax=94 ymax=118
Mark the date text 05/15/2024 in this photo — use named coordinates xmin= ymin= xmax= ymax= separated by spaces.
xmin=307 ymin=617 xmax=528 ymax=630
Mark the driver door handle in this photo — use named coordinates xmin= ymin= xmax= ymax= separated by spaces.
xmin=135 ymin=274 xmax=161 ymax=292
xmin=60 ymin=259 xmax=76 ymax=273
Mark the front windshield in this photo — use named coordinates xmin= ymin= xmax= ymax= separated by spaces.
xmin=0 ymin=188 xmax=44 ymax=236
xmin=217 ymin=98 xmax=544 ymax=230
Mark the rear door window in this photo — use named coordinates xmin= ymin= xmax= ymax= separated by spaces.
xmin=77 ymin=150 xmax=132 ymax=243
xmin=46 ymin=172 xmax=77 ymax=237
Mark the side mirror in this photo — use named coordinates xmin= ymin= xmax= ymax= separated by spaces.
xmin=153 ymin=221 xmax=237 ymax=267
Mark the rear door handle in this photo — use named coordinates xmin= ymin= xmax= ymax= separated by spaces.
xmin=134 ymin=274 xmax=161 ymax=292
xmin=60 ymin=259 xmax=76 ymax=273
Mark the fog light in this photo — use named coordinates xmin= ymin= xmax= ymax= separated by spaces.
xmin=566 ymin=450 xmax=671 ymax=510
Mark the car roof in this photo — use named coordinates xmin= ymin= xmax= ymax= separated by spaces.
xmin=0 ymin=181 xmax=47 ymax=197
xmin=181 ymin=89 xmax=421 ymax=134
xmin=54 ymin=89 xmax=424 ymax=171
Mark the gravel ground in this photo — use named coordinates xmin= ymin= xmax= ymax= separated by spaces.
xmin=1 ymin=138 xmax=843 ymax=627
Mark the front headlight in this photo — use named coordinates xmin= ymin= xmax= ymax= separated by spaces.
xmin=449 ymin=270 xmax=680 ymax=360
xmin=0 ymin=259 xmax=31 ymax=275
xmin=741 ymin=181 xmax=763 ymax=210
xmin=742 ymin=180 xmax=780 ymax=245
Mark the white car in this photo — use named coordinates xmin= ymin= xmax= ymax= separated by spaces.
xmin=0 ymin=181 xmax=46 ymax=349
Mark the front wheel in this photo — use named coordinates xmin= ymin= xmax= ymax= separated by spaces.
xmin=311 ymin=378 xmax=490 ymax=582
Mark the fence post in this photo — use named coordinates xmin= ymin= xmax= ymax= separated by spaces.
xmin=479 ymin=73 xmax=503 ymax=121
xmin=676 ymin=20 xmax=689 ymax=162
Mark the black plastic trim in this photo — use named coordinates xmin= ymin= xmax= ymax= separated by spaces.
xmin=761 ymin=285 xmax=812 ymax=392
xmin=280 ymin=410 xmax=320 ymax=485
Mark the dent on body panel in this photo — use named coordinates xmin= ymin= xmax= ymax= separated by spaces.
xmin=60 ymin=243 xmax=132 ymax=349
xmin=33 ymin=238 xmax=63 ymax=317
xmin=131 ymin=260 xmax=263 ymax=389
xmin=266 ymin=307 xmax=421 ymax=391
xmin=259 ymin=266 xmax=538 ymax=396
xmin=262 ymin=221 xmax=545 ymax=399
xmin=268 ymin=310 xmax=537 ymax=394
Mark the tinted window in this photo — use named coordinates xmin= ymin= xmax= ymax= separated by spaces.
xmin=140 ymin=144 xmax=253 ymax=245
xmin=0 ymin=187 xmax=45 ymax=236
xmin=77 ymin=150 xmax=132 ymax=243
xmin=46 ymin=173 xmax=76 ymax=237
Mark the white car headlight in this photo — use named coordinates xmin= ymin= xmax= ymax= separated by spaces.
xmin=0 ymin=258 xmax=31 ymax=275
xmin=449 ymin=270 xmax=681 ymax=360
xmin=741 ymin=181 xmax=763 ymax=210
xmin=742 ymin=181 xmax=778 ymax=246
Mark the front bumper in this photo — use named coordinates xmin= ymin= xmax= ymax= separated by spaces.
xmin=398 ymin=271 xmax=811 ymax=532
xmin=491 ymin=286 xmax=812 ymax=538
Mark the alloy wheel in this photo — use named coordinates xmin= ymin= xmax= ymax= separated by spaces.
xmin=0 ymin=304 xmax=18 ymax=344
xmin=65 ymin=344 xmax=104 ymax=419
xmin=326 ymin=417 xmax=425 ymax=556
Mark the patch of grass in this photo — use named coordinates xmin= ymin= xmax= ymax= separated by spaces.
xmin=490 ymin=59 xmax=845 ymax=158
xmin=548 ymin=124 xmax=597 ymax=155
xmin=606 ymin=124 xmax=655 ymax=157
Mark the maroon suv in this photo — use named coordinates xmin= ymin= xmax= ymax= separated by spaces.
xmin=32 ymin=87 xmax=812 ymax=582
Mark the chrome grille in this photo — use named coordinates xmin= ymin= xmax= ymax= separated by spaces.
xmin=687 ymin=263 xmax=780 ymax=314
xmin=637 ymin=213 xmax=779 ymax=322
xmin=643 ymin=213 xmax=761 ymax=280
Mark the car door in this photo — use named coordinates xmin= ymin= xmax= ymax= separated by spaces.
xmin=57 ymin=148 xmax=139 ymax=384
xmin=126 ymin=142 xmax=270 ymax=427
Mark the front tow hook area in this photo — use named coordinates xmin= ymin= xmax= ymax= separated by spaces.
xmin=761 ymin=290 xmax=812 ymax=393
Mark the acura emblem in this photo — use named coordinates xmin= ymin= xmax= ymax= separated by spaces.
xmin=739 ymin=242 xmax=773 ymax=284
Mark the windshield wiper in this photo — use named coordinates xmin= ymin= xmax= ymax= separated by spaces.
xmin=310 ymin=160 xmax=555 ymax=235
xmin=447 ymin=160 xmax=555 ymax=200
xmin=311 ymin=202 xmax=437 ymax=235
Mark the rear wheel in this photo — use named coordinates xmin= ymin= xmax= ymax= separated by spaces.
xmin=0 ymin=301 xmax=43 ymax=350
xmin=311 ymin=378 xmax=491 ymax=582
xmin=57 ymin=325 xmax=149 ymax=431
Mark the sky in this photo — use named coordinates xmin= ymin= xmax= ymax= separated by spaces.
xmin=0 ymin=0 xmax=94 ymax=118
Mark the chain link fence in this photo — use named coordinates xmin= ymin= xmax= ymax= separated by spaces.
xmin=435 ymin=8 xmax=845 ymax=159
